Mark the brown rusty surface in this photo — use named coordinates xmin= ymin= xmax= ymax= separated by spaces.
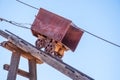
xmin=31 ymin=8 xmax=72 ymax=41
xmin=62 ymin=24 xmax=84 ymax=51
xmin=31 ymin=8 xmax=84 ymax=52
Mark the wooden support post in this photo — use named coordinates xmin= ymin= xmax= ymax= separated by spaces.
xmin=29 ymin=58 xmax=37 ymax=80
xmin=7 ymin=52 xmax=21 ymax=80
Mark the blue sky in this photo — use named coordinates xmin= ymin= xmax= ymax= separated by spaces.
xmin=0 ymin=0 xmax=120 ymax=80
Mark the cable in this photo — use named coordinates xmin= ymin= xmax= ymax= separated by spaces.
xmin=72 ymin=21 xmax=120 ymax=48
xmin=0 ymin=18 xmax=30 ymax=29
xmin=14 ymin=22 xmax=32 ymax=26
xmin=72 ymin=24 xmax=120 ymax=48
xmin=80 ymin=27 xmax=120 ymax=47
xmin=1 ymin=17 xmax=120 ymax=48
xmin=16 ymin=0 xmax=39 ymax=10
xmin=15 ymin=0 xmax=120 ymax=47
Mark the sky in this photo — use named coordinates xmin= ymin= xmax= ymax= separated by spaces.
xmin=0 ymin=0 xmax=120 ymax=80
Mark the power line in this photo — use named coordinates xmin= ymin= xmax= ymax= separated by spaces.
xmin=0 ymin=18 xmax=30 ymax=29
xmin=80 ymin=27 xmax=120 ymax=47
xmin=71 ymin=23 xmax=120 ymax=48
xmin=0 ymin=17 xmax=120 ymax=48
xmin=16 ymin=0 xmax=39 ymax=10
xmin=1 ymin=0 xmax=120 ymax=47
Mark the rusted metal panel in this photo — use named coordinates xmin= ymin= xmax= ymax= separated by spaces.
xmin=62 ymin=24 xmax=84 ymax=51
xmin=31 ymin=8 xmax=84 ymax=51
xmin=31 ymin=8 xmax=72 ymax=41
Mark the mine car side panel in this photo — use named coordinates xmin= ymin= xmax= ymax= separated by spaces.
xmin=31 ymin=8 xmax=84 ymax=52
xmin=31 ymin=8 xmax=71 ymax=41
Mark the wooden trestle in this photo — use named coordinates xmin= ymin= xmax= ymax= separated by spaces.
xmin=0 ymin=30 xmax=94 ymax=80
xmin=1 ymin=41 xmax=42 ymax=80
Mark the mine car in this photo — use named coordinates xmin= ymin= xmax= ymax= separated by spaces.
xmin=31 ymin=8 xmax=84 ymax=59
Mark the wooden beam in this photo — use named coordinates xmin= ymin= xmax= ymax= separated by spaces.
xmin=7 ymin=52 xmax=21 ymax=80
xmin=0 ymin=30 xmax=94 ymax=80
xmin=1 ymin=41 xmax=43 ymax=64
xmin=3 ymin=64 xmax=30 ymax=78
xmin=29 ymin=58 xmax=37 ymax=80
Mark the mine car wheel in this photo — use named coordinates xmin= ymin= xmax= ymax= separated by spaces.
xmin=45 ymin=42 xmax=55 ymax=55
xmin=35 ymin=39 xmax=45 ymax=50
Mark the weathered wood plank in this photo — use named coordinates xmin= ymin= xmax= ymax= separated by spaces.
xmin=1 ymin=41 xmax=43 ymax=64
xmin=29 ymin=58 xmax=37 ymax=80
xmin=3 ymin=64 xmax=30 ymax=78
xmin=7 ymin=52 xmax=21 ymax=80
xmin=0 ymin=30 xmax=94 ymax=80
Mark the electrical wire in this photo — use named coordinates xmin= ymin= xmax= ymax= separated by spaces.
xmin=71 ymin=23 xmax=120 ymax=48
xmin=0 ymin=17 xmax=120 ymax=48
xmin=1 ymin=0 xmax=120 ymax=48
xmin=80 ymin=27 xmax=120 ymax=47
xmin=0 ymin=18 xmax=30 ymax=29
xmin=16 ymin=0 xmax=39 ymax=10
